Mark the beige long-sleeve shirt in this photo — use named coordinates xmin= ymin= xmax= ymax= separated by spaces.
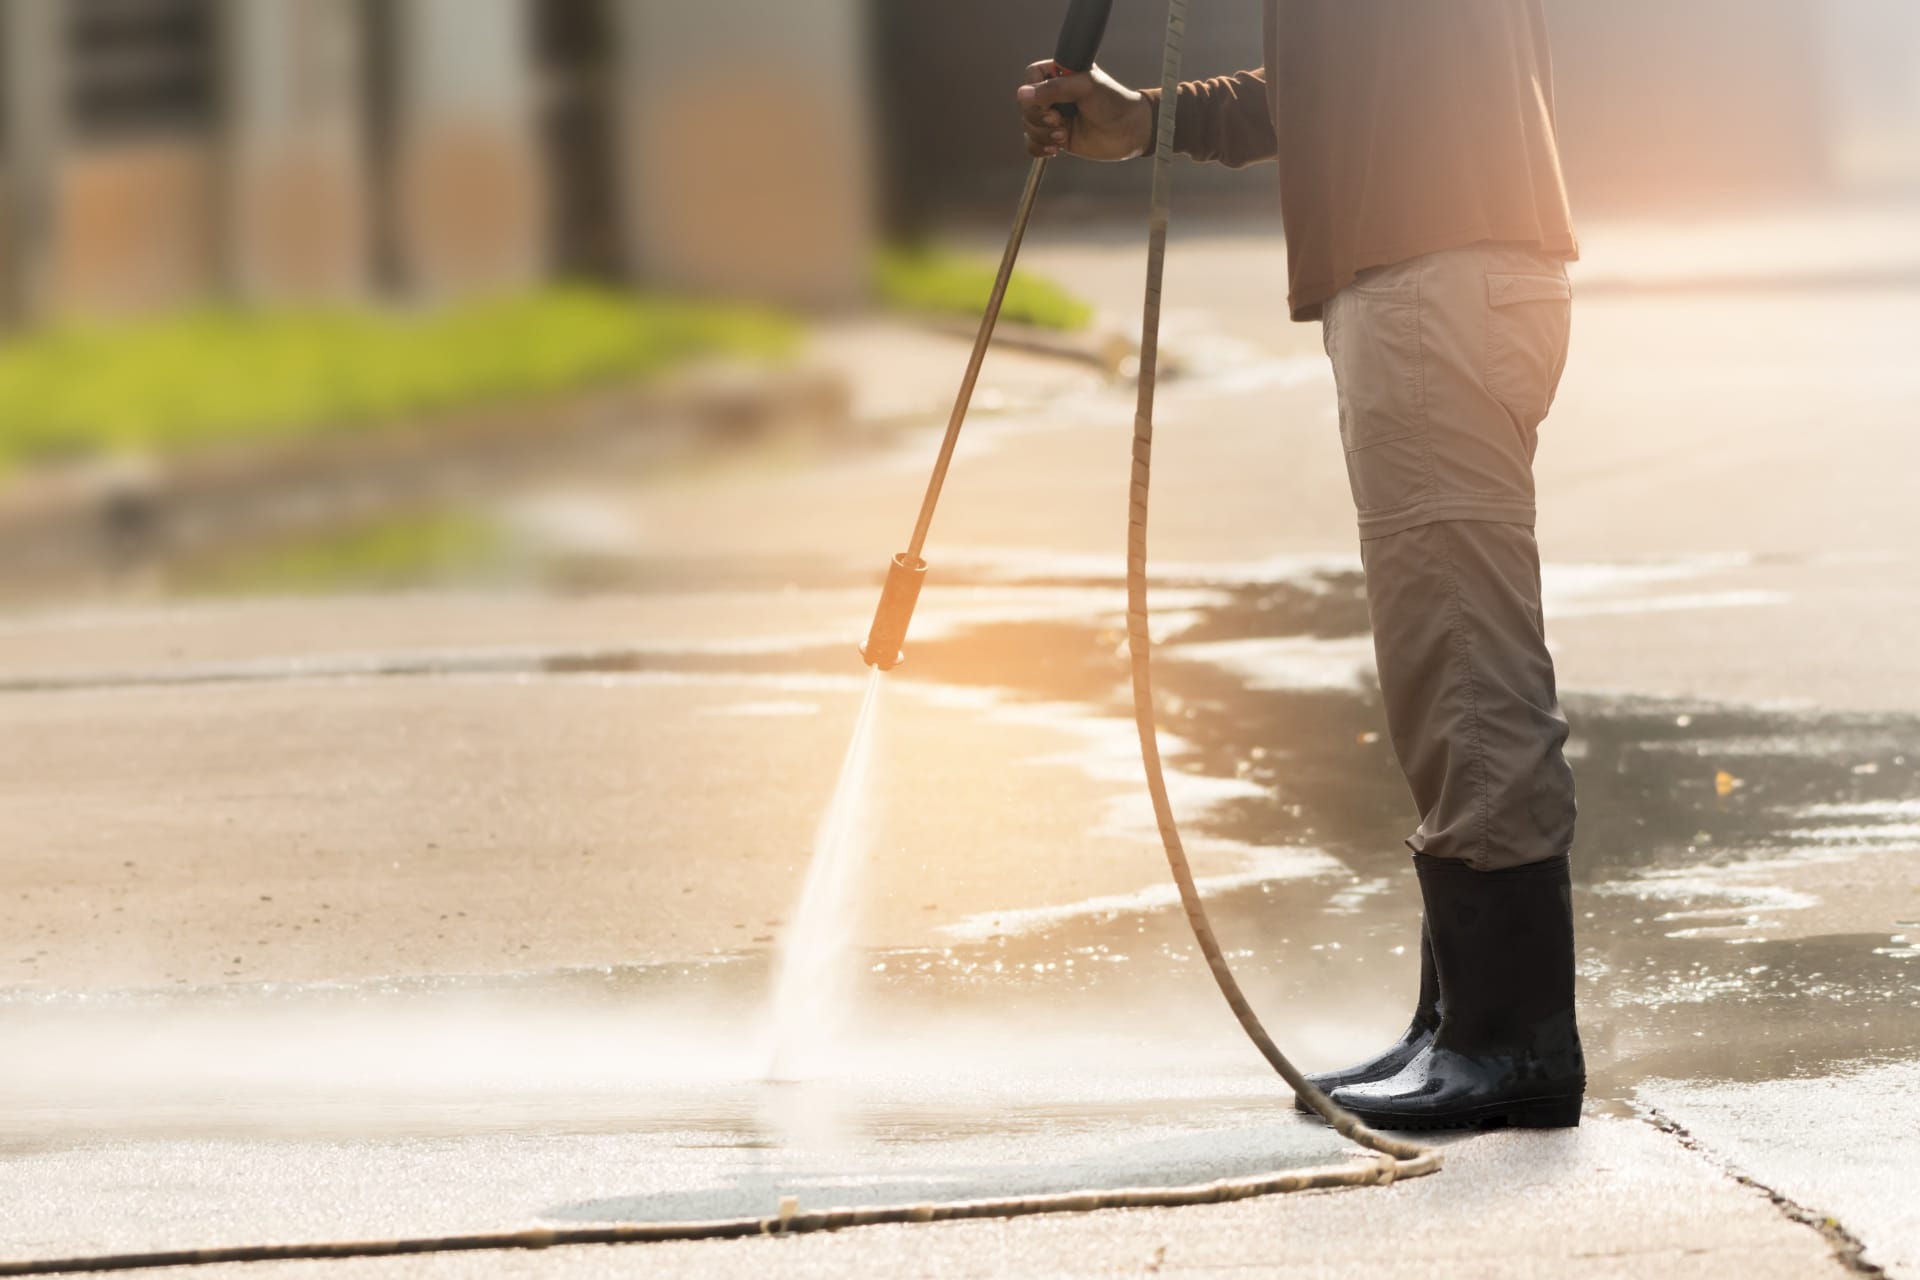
xmin=1144 ymin=0 xmax=1578 ymax=321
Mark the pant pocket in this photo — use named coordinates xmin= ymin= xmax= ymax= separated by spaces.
xmin=1484 ymin=271 xmax=1572 ymax=440
xmin=1326 ymin=287 xmax=1430 ymax=515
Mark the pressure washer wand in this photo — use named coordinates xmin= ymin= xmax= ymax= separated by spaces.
xmin=860 ymin=0 xmax=1113 ymax=670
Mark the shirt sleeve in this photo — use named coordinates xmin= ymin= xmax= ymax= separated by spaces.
xmin=1141 ymin=69 xmax=1276 ymax=169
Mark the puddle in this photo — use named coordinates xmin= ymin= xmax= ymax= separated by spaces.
xmin=864 ymin=570 xmax=1920 ymax=1098
xmin=4 ymin=558 xmax=1915 ymax=1161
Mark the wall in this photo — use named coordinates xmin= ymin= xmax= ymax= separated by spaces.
xmin=386 ymin=0 xmax=547 ymax=299
xmin=1544 ymin=0 xmax=1831 ymax=213
xmin=223 ymin=0 xmax=371 ymax=304
xmin=616 ymin=0 xmax=877 ymax=305
xmin=49 ymin=142 xmax=220 ymax=317
xmin=876 ymin=0 xmax=1857 ymax=229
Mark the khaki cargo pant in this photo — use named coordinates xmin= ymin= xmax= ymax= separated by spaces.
xmin=1321 ymin=243 xmax=1576 ymax=872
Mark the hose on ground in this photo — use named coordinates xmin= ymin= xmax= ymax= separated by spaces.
xmin=0 ymin=1160 xmax=1422 ymax=1279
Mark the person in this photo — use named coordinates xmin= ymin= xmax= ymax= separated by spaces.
xmin=1017 ymin=0 xmax=1585 ymax=1130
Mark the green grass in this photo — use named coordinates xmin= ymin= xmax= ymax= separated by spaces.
xmin=875 ymin=245 xmax=1093 ymax=332
xmin=181 ymin=509 xmax=506 ymax=596
xmin=0 ymin=288 xmax=797 ymax=471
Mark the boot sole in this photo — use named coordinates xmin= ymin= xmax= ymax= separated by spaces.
xmin=1332 ymin=1093 xmax=1582 ymax=1131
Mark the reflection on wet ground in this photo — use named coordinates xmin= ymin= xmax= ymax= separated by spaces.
xmin=7 ymin=565 xmax=1914 ymax=1160
xmin=886 ymin=571 xmax=1920 ymax=1097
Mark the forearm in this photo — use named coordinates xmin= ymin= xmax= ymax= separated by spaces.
xmin=1141 ymin=69 xmax=1276 ymax=168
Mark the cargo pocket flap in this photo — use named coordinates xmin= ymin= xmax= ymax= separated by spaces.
xmin=1487 ymin=273 xmax=1572 ymax=307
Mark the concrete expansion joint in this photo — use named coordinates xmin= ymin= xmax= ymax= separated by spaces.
xmin=1638 ymin=1106 xmax=1888 ymax=1278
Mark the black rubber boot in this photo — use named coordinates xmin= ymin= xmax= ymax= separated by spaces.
xmin=1292 ymin=919 xmax=1439 ymax=1112
xmin=1329 ymin=853 xmax=1584 ymax=1130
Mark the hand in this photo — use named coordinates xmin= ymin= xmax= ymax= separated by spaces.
xmin=1017 ymin=61 xmax=1152 ymax=161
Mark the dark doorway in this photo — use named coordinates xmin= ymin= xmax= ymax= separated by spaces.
xmin=66 ymin=0 xmax=219 ymax=144
xmin=535 ymin=0 xmax=625 ymax=282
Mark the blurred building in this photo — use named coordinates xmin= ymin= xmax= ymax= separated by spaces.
xmin=1547 ymin=0 xmax=1920 ymax=210
xmin=4 ymin=0 xmax=1913 ymax=333
xmin=0 ymin=0 xmax=874 ymax=329
xmin=877 ymin=0 xmax=1920 ymax=227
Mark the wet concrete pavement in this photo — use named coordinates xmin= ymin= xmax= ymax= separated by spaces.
xmin=1 ymin=1103 xmax=1851 ymax=1279
xmin=3 ymin=215 xmax=1919 ymax=1276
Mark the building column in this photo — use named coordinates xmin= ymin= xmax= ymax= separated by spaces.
xmin=387 ymin=0 xmax=546 ymax=300
xmin=0 ymin=0 xmax=65 ymax=329
xmin=613 ymin=0 xmax=877 ymax=306
xmin=1821 ymin=0 xmax=1920 ymax=191
xmin=220 ymin=0 xmax=371 ymax=304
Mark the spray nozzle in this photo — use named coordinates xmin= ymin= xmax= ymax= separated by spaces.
xmin=859 ymin=553 xmax=927 ymax=670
